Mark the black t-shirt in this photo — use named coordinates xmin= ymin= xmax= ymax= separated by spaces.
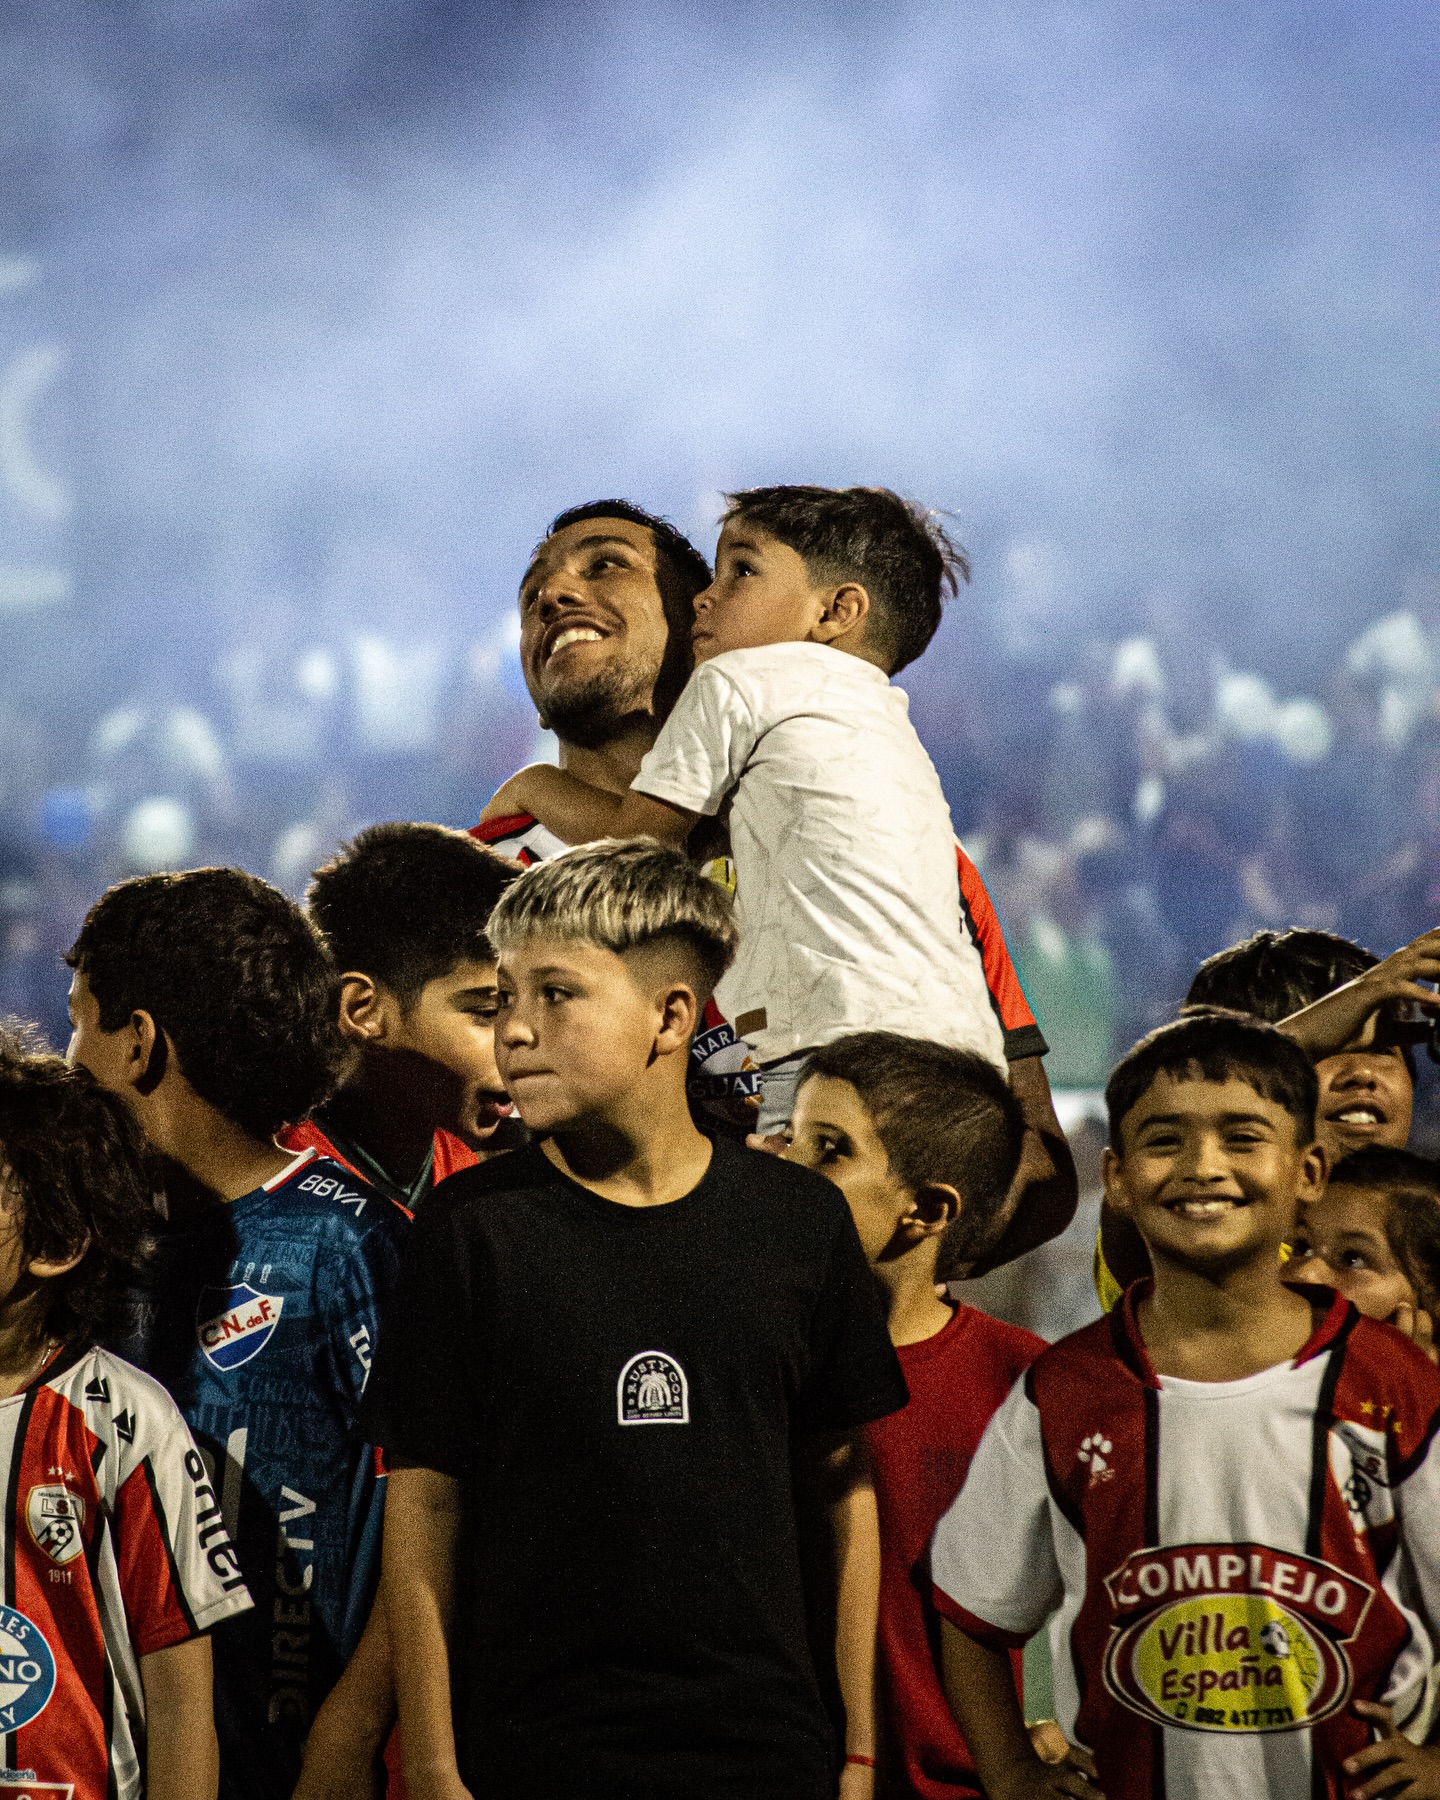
xmin=362 ymin=1134 xmax=907 ymax=1799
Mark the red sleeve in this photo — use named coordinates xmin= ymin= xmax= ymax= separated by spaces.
xmin=470 ymin=812 xmax=535 ymax=844
xmin=955 ymin=844 xmax=1048 ymax=1062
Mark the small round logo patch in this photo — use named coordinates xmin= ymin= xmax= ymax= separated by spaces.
xmin=617 ymin=1351 xmax=689 ymax=1425
xmin=0 ymin=1604 xmax=56 ymax=1731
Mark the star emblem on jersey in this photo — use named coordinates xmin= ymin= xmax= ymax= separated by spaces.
xmin=26 ymin=1484 xmax=85 ymax=1565
xmin=1078 ymin=1434 xmax=1114 ymax=1484
xmin=196 ymin=1282 xmax=285 ymax=1371
xmin=0 ymin=1603 xmax=57 ymax=1732
xmin=617 ymin=1351 xmax=689 ymax=1425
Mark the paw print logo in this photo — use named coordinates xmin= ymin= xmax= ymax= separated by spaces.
xmin=1077 ymin=1434 xmax=1114 ymax=1485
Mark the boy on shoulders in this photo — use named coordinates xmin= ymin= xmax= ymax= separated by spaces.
xmin=783 ymin=1031 xmax=1060 ymax=1799
xmin=285 ymin=821 xmax=523 ymax=1210
xmin=66 ymin=868 xmax=409 ymax=1800
xmin=935 ymin=1012 xmax=1440 ymax=1800
xmin=364 ymin=840 xmax=907 ymax=1800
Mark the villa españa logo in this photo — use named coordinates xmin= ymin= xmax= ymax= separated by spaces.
xmin=196 ymin=1283 xmax=285 ymax=1372
xmin=617 ymin=1351 xmax=689 ymax=1425
xmin=0 ymin=1603 xmax=56 ymax=1733
xmin=1101 ymin=1542 xmax=1372 ymax=1734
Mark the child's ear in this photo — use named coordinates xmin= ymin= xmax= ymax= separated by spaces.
xmin=1100 ymin=1145 xmax=1131 ymax=1215
xmin=337 ymin=973 xmax=395 ymax=1044
xmin=29 ymin=1234 xmax=89 ymax=1280
xmin=1296 ymin=1139 xmax=1329 ymax=1206
xmin=810 ymin=582 xmax=871 ymax=645
xmin=907 ymin=1181 xmax=963 ymax=1241
xmin=654 ymin=982 xmax=700 ymax=1057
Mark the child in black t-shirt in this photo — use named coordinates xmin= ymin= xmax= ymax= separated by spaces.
xmin=363 ymin=838 xmax=907 ymax=1800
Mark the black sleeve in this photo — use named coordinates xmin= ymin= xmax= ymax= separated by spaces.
xmin=361 ymin=1191 xmax=489 ymax=1477
xmin=793 ymin=1205 xmax=909 ymax=1435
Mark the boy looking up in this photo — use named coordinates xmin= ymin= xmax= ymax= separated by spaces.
xmin=66 ymin=869 xmax=409 ymax=1800
xmin=1286 ymin=1145 xmax=1440 ymax=1355
xmin=285 ymin=822 xmax=522 ymax=1209
xmin=784 ymin=1032 xmax=1058 ymax=1800
xmin=933 ymin=1013 xmax=1440 ymax=1800
xmin=364 ymin=840 xmax=908 ymax=1800
xmin=0 ymin=1025 xmax=251 ymax=1800
xmin=482 ymin=487 xmax=1011 ymax=1133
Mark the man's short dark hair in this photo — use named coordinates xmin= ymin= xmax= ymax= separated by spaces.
xmin=307 ymin=823 xmax=519 ymax=1008
xmin=67 ymin=868 xmax=343 ymax=1139
xmin=546 ymin=500 xmax=712 ymax=606
xmin=1329 ymin=1146 xmax=1440 ymax=1312
xmin=722 ymin=485 xmax=970 ymax=674
xmin=0 ymin=1021 xmax=153 ymax=1344
xmin=797 ymin=1032 xmax=1023 ymax=1275
xmin=1186 ymin=929 xmax=1379 ymax=1021
xmin=1106 ymin=1012 xmax=1319 ymax=1150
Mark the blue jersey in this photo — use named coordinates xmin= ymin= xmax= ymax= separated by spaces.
xmin=108 ymin=1149 xmax=409 ymax=1800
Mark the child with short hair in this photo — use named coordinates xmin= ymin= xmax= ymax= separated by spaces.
xmin=1286 ymin=1145 xmax=1440 ymax=1357
xmin=783 ymin=1031 xmax=1052 ymax=1798
xmin=933 ymin=1012 xmax=1440 ymax=1800
xmin=482 ymin=485 xmax=1009 ymax=1130
xmin=284 ymin=821 xmax=522 ymax=1210
xmin=363 ymin=839 xmax=908 ymax=1799
xmin=0 ymin=1024 xmax=250 ymax=1800
xmin=66 ymin=868 xmax=409 ymax=1800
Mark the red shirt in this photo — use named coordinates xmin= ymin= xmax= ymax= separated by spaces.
xmin=866 ymin=1304 xmax=1045 ymax=1798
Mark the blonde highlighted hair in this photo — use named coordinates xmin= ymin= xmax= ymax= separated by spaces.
xmin=486 ymin=838 xmax=738 ymax=997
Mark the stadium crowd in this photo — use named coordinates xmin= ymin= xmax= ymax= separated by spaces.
xmin=0 ymin=487 xmax=1438 ymax=1800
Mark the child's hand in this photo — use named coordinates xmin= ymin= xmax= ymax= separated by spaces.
xmin=1389 ymin=1302 xmax=1438 ymax=1365
xmin=1280 ymin=926 xmax=1440 ymax=1059
xmin=746 ymin=1131 xmax=788 ymax=1157
xmin=988 ymin=1749 xmax=1105 ymax=1800
xmin=1344 ymin=1700 xmax=1440 ymax=1797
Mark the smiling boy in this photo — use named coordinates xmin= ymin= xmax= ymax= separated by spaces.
xmin=363 ymin=840 xmax=907 ymax=1800
xmin=931 ymin=1013 xmax=1440 ymax=1800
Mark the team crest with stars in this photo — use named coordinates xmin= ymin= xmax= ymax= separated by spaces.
xmin=617 ymin=1351 xmax=689 ymax=1425
xmin=196 ymin=1282 xmax=285 ymax=1371
xmin=26 ymin=1485 xmax=84 ymax=1565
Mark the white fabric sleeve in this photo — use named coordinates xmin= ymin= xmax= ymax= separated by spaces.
xmin=630 ymin=660 xmax=762 ymax=818
xmin=930 ymin=1374 xmax=1063 ymax=1641
xmin=1388 ymin=1418 xmax=1440 ymax=1733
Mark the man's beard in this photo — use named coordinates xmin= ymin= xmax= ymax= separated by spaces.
xmin=538 ymin=655 xmax=654 ymax=750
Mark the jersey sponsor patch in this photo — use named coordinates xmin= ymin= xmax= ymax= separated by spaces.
xmin=618 ymin=1351 xmax=689 ymax=1425
xmin=197 ymin=1282 xmax=285 ymax=1371
xmin=25 ymin=1485 xmax=84 ymax=1565
xmin=1101 ymin=1542 xmax=1373 ymax=1734
xmin=0 ymin=1783 xmax=73 ymax=1798
xmin=0 ymin=1605 xmax=57 ymax=1733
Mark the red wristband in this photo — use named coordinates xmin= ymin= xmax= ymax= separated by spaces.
xmin=845 ymin=1753 xmax=875 ymax=1768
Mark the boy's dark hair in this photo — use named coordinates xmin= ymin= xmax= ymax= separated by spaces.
xmin=307 ymin=823 xmax=519 ymax=1008
xmin=797 ymin=1032 xmax=1023 ymax=1276
xmin=722 ymin=484 xmax=970 ymax=674
xmin=1106 ymin=1012 xmax=1319 ymax=1149
xmin=1185 ymin=928 xmax=1415 ymax=1080
xmin=1329 ymin=1146 xmax=1440 ymax=1312
xmin=546 ymin=500 xmax=712 ymax=606
xmin=0 ymin=1021 xmax=153 ymax=1344
xmin=1186 ymin=929 xmax=1378 ymax=1022
xmin=67 ymin=868 xmax=343 ymax=1139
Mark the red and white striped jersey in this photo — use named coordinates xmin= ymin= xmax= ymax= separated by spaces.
xmin=931 ymin=1288 xmax=1440 ymax=1800
xmin=0 ymin=1342 xmax=251 ymax=1800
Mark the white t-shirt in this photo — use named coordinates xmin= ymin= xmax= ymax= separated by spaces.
xmin=632 ymin=642 xmax=1007 ymax=1069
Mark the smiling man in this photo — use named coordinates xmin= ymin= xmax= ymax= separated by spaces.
xmin=474 ymin=499 xmax=1076 ymax=1273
